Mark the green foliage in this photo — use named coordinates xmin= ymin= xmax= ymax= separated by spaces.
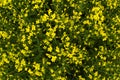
xmin=0 ymin=0 xmax=120 ymax=80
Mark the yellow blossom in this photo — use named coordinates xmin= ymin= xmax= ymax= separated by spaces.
xmin=3 ymin=58 xmax=9 ymax=63
xmin=18 ymin=66 xmax=22 ymax=72
xmin=50 ymin=68 xmax=54 ymax=73
xmin=34 ymin=4 xmax=39 ymax=9
xmin=65 ymin=42 xmax=70 ymax=47
xmin=28 ymin=69 xmax=33 ymax=74
xmin=26 ymin=26 xmax=30 ymax=32
xmin=102 ymin=62 xmax=106 ymax=66
xmin=41 ymin=66 xmax=45 ymax=73
xmin=24 ymin=13 xmax=28 ymax=17
xmin=35 ymin=71 xmax=42 ymax=76
xmin=51 ymin=13 xmax=56 ymax=20
xmin=21 ymin=59 xmax=26 ymax=66
xmin=33 ymin=62 xmax=40 ymax=70
xmin=46 ymin=53 xmax=52 ymax=58
xmin=36 ymin=19 xmax=40 ymax=24
xmin=51 ymin=32 xmax=56 ymax=38
xmin=83 ymin=20 xmax=91 ymax=24
xmin=51 ymin=56 xmax=57 ymax=62
xmin=56 ymin=0 xmax=61 ymax=2
xmin=1 ymin=31 xmax=8 ymax=38
xmin=92 ymin=7 xmax=100 ymax=12
xmin=42 ymin=14 xmax=48 ymax=22
xmin=21 ymin=49 xmax=26 ymax=55
xmin=79 ymin=76 xmax=85 ymax=80
xmin=113 ymin=55 xmax=116 ymax=60
xmin=94 ymin=71 xmax=98 ymax=77
xmin=48 ymin=45 xmax=53 ymax=52
xmin=32 ymin=25 xmax=36 ymax=31
xmin=79 ymin=53 xmax=83 ymax=59
xmin=48 ymin=9 xmax=52 ymax=15
xmin=21 ymin=35 xmax=26 ymax=42
xmin=88 ymin=74 xmax=93 ymax=79
xmin=56 ymin=46 xmax=60 ymax=53
xmin=66 ymin=36 xmax=70 ymax=41
xmin=46 ymin=61 xmax=51 ymax=65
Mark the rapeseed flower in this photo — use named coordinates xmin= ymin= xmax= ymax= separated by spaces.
xmin=51 ymin=56 xmax=57 ymax=62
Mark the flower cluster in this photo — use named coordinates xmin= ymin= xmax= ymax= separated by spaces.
xmin=0 ymin=0 xmax=120 ymax=79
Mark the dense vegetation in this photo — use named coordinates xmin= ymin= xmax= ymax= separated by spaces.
xmin=0 ymin=0 xmax=120 ymax=79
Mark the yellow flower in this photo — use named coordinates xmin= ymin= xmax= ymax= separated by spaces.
xmin=34 ymin=4 xmax=39 ymax=9
xmin=28 ymin=39 xmax=32 ymax=44
xmin=42 ymin=14 xmax=48 ymax=22
xmin=18 ymin=66 xmax=22 ymax=72
xmin=51 ymin=32 xmax=56 ymax=38
xmin=100 ymin=30 xmax=107 ymax=37
xmin=32 ymin=25 xmax=36 ymax=31
xmin=89 ymin=66 xmax=94 ymax=72
xmin=41 ymin=67 xmax=45 ymax=73
xmin=51 ymin=56 xmax=57 ymax=62
xmin=94 ymin=71 xmax=98 ymax=77
xmin=46 ymin=32 xmax=50 ymax=36
xmin=3 ymin=58 xmax=9 ymax=63
xmin=24 ymin=13 xmax=28 ymax=17
xmin=50 ymin=68 xmax=54 ymax=73
xmin=93 ymin=14 xmax=99 ymax=20
xmin=21 ymin=59 xmax=26 ymax=66
xmin=113 ymin=55 xmax=116 ymax=60
xmin=48 ymin=9 xmax=52 ymax=15
xmin=42 ymin=58 xmax=45 ymax=64
xmin=1 ymin=31 xmax=8 ymax=38
xmin=35 ymin=0 xmax=41 ymax=3
xmin=15 ymin=59 xmax=19 ymax=65
xmin=51 ymin=73 xmax=55 ymax=77
xmin=29 ymin=32 xmax=34 ymax=36
xmin=101 ymin=16 xmax=105 ymax=22
xmin=102 ymin=62 xmax=106 ymax=66
xmin=58 ymin=70 xmax=61 ymax=74
xmin=67 ymin=53 xmax=73 ymax=58
xmin=46 ymin=61 xmax=51 ymax=65
xmin=26 ymin=26 xmax=30 ymax=32
xmin=0 ymin=0 xmax=11 ymax=6
xmin=65 ymin=42 xmax=70 ymax=47
xmin=35 ymin=71 xmax=42 ymax=76
xmin=81 ymin=28 xmax=85 ymax=32
xmin=88 ymin=74 xmax=93 ymax=79
xmin=23 ymin=44 xmax=29 ymax=50
xmin=66 ymin=36 xmax=70 ymax=41
xmin=83 ymin=20 xmax=91 ymax=24
xmin=92 ymin=7 xmax=100 ymax=12
xmin=21 ymin=35 xmax=26 ymax=42
xmin=36 ymin=19 xmax=40 ymax=24
xmin=43 ymin=39 xmax=50 ymax=45
xmin=93 ymin=78 xmax=97 ymax=80
xmin=56 ymin=0 xmax=61 ymax=2
xmin=103 ymin=57 xmax=106 ymax=61
xmin=24 ymin=46 xmax=29 ymax=50
xmin=79 ymin=76 xmax=85 ymax=80
xmin=46 ymin=53 xmax=52 ymax=58
xmin=48 ymin=45 xmax=53 ymax=52
xmin=28 ymin=69 xmax=33 ymax=74
xmin=21 ymin=49 xmax=26 ymax=55
xmin=51 ymin=13 xmax=56 ymax=20
xmin=56 ymin=46 xmax=60 ymax=53
xmin=103 ymin=36 xmax=107 ymax=41
xmin=33 ymin=62 xmax=40 ymax=70
xmin=79 ymin=53 xmax=83 ymax=59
